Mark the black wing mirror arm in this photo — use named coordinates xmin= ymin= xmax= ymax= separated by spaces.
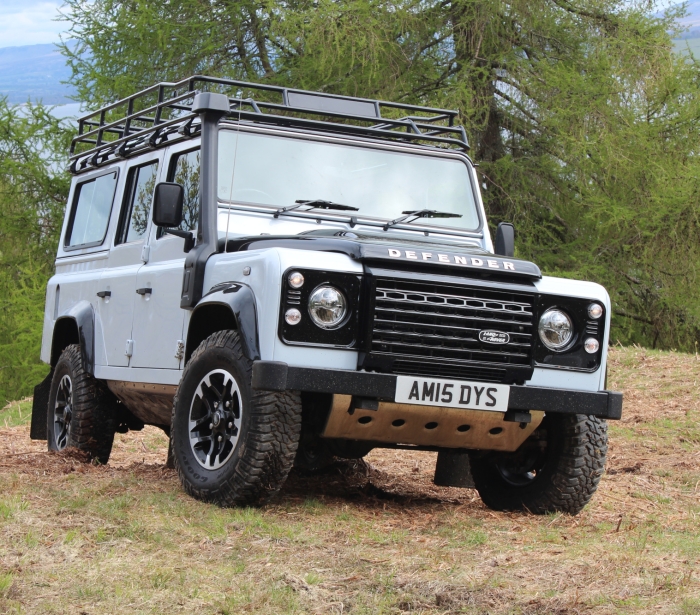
xmin=162 ymin=228 xmax=195 ymax=252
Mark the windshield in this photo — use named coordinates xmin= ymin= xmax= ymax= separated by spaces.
xmin=217 ymin=130 xmax=480 ymax=231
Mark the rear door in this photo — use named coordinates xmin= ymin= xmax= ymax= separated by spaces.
xmin=57 ymin=168 xmax=119 ymax=362
xmin=130 ymin=144 xmax=200 ymax=369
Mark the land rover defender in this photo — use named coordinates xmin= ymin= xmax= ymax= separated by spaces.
xmin=31 ymin=76 xmax=622 ymax=513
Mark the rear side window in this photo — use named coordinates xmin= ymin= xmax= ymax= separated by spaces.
xmin=65 ymin=172 xmax=118 ymax=248
xmin=168 ymin=149 xmax=200 ymax=233
xmin=116 ymin=161 xmax=159 ymax=245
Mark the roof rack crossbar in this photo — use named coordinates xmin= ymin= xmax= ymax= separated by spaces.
xmin=224 ymin=96 xmax=465 ymax=137
xmin=70 ymin=113 xmax=199 ymax=171
xmin=217 ymin=110 xmax=466 ymax=148
xmin=70 ymin=75 xmax=469 ymax=173
xmin=71 ymin=90 xmax=197 ymax=155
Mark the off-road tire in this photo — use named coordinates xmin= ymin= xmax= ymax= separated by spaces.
xmin=468 ymin=414 xmax=608 ymax=515
xmin=47 ymin=344 xmax=117 ymax=464
xmin=171 ymin=330 xmax=302 ymax=507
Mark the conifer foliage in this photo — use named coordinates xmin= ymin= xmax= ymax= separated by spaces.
xmin=0 ymin=102 xmax=71 ymax=403
xmin=59 ymin=0 xmax=700 ymax=348
xmin=2 ymin=1 xmax=700 ymax=401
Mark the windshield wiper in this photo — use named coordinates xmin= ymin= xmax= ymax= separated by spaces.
xmin=274 ymin=199 xmax=359 ymax=218
xmin=383 ymin=209 xmax=462 ymax=230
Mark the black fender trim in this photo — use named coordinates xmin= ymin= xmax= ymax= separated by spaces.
xmin=52 ymin=300 xmax=96 ymax=375
xmin=251 ymin=361 xmax=623 ymax=420
xmin=189 ymin=283 xmax=260 ymax=361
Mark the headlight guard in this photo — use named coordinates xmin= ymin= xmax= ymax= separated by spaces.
xmin=278 ymin=268 xmax=362 ymax=348
xmin=534 ymin=295 xmax=606 ymax=371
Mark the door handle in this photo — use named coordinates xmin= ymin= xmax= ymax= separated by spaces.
xmin=136 ymin=287 xmax=152 ymax=295
xmin=96 ymin=290 xmax=111 ymax=298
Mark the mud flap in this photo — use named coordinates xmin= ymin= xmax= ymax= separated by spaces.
xmin=30 ymin=370 xmax=53 ymax=440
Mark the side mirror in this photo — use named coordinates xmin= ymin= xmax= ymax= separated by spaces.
xmin=152 ymin=182 xmax=184 ymax=228
xmin=495 ymin=222 xmax=515 ymax=257
xmin=152 ymin=182 xmax=195 ymax=252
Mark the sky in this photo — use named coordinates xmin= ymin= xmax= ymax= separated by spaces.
xmin=0 ymin=0 xmax=697 ymax=51
xmin=0 ymin=1 xmax=68 ymax=49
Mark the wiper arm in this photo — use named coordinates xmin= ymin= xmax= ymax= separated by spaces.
xmin=274 ymin=199 xmax=359 ymax=218
xmin=383 ymin=209 xmax=462 ymax=230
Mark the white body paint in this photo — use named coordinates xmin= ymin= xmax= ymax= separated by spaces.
xmin=41 ymin=127 xmax=610 ymax=411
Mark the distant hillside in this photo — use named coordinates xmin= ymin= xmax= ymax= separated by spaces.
xmin=0 ymin=43 xmax=76 ymax=105
xmin=1 ymin=3 xmax=699 ymax=106
xmin=674 ymin=0 xmax=700 ymax=37
xmin=674 ymin=37 xmax=700 ymax=56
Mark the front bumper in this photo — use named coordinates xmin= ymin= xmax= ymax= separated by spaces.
xmin=251 ymin=361 xmax=623 ymax=420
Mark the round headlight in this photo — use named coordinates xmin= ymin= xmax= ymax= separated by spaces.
xmin=588 ymin=303 xmax=603 ymax=319
xmin=538 ymin=308 xmax=574 ymax=350
xmin=288 ymin=271 xmax=305 ymax=289
xmin=308 ymin=286 xmax=347 ymax=329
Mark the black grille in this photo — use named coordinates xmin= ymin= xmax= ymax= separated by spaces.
xmin=369 ymin=277 xmax=536 ymax=382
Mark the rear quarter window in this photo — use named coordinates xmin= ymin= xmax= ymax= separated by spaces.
xmin=65 ymin=171 xmax=118 ymax=248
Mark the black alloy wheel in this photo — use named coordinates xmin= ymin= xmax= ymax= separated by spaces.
xmin=171 ymin=330 xmax=302 ymax=507
xmin=188 ymin=369 xmax=243 ymax=470
xmin=47 ymin=344 xmax=117 ymax=464
xmin=52 ymin=374 xmax=73 ymax=450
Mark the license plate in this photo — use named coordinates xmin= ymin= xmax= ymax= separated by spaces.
xmin=394 ymin=375 xmax=510 ymax=412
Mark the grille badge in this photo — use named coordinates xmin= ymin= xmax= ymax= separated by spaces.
xmin=479 ymin=330 xmax=510 ymax=345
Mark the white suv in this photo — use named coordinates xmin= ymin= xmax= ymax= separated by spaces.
xmin=31 ymin=76 xmax=622 ymax=513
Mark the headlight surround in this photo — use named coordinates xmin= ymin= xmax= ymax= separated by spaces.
xmin=308 ymin=286 xmax=348 ymax=329
xmin=538 ymin=308 xmax=574 ymax=351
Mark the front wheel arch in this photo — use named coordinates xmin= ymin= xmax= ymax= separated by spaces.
xmin=185 ymin=283 xmax=260 ymax=364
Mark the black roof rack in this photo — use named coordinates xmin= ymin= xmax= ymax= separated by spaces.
xmin=69 ymin=75 xmax=469 ymax=174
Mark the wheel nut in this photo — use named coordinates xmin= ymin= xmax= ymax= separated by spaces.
xmin=217 ymin=435 xmax=223 ymax=442
xmin=209 ymin=423 xmax=213 ymax=430
xmin=225 ymin=401 xmax=230 ymax=408
xmin=228 ymin=422 xmax=233 ymax=429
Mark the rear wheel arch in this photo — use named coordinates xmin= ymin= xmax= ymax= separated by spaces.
xmin=51 ymin=318 xmax=80 ymax=367
xmin=51 ymin=300 xmax=95 ymax=375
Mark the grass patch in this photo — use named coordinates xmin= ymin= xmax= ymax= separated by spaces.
xmin=0 ymin=574 xmax=13 ymax=597
xmin=0 ymin=347 xmax=698 ymax=613
xmin=0 ymin=398 xmax=32 ymax=428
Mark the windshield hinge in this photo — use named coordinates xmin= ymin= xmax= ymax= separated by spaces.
xmin=141 ymin=245 xmax=150 ymax=263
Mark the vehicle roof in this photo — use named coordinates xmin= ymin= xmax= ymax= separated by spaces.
xmin=69 ymin=75 xmax=469 ymax=175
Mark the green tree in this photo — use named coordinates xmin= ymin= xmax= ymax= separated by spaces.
xmin=58 ymin=0 xmax=700 ymax=348
xmin=0 ymin=101 xmax=72 ymax=403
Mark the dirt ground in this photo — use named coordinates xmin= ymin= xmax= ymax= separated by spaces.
xmin=0 ymin=346 xmax=698 ymax=614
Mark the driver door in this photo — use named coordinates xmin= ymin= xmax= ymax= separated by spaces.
xmin=130 ymin=145 xmax=200 ymax=370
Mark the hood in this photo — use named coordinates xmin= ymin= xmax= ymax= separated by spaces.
xmin=222 ymin=229 xmax=541 ymax=280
